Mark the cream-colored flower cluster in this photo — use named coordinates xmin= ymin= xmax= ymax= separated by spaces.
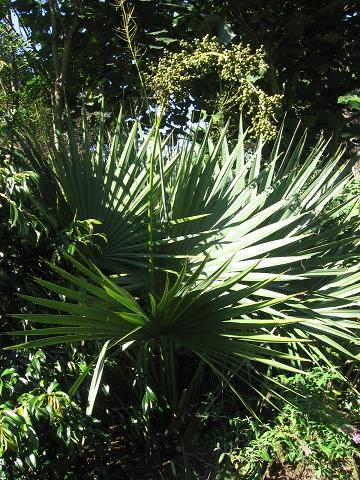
xmin=147 ymin=35 xmax=282 ymax=139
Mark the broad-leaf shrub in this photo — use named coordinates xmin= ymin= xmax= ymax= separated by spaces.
xmin=0 ymin=352 xmax=104 ymax=479
xmin=226 ymin=368 xmax=360 ymax=479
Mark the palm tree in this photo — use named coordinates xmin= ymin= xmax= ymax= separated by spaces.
xmin=8 ymin=111 xmax=360 ymax=442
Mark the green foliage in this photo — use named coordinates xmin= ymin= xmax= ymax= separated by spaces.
xmin=15 ymin=108 xmax=360 ymax=285
xmin=0 ymin=148 xmax=113 ymax=328
xmin=338 ymin=93 xmax=360 ymax=111
xmin=225 ymin=368 xmax=360 ymax=479
xmin=147 ymin=35 xmax=282 ymax=139
xmin=0 ymin=155 xmax=50 ymax=240
xmin=0 ymin=156 xmax=51 ymax=326
xmin=0 ymin=352 xmax=105 ymax=480
xmin=0 ymin=0 xmax=181 ymax=113
xmin=1 ymin=1 xmax=359 ymax=476
xmin=7 ymin=112 xmax=360 ymax=450
xmin=161 ymin=0 xmax=360 ymax=136
xmin=0 ymin=22 xmax=51 ymax=148
xmin=3 ymin=0 xmax=359 ymax=136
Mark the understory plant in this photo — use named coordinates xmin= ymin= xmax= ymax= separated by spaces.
xmin=6 ymin=110 xmax=360 ymax=449
xmin=225 ymin=367 xmax=360 ymax=479
xmin=0 ymin=351 xmax=104 ymax=480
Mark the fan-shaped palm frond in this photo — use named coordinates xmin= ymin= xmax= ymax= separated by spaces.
xmin=6 ymin=252 xmax=359 ymax=419
xmin=17 ymin=111 xmax=359 ymax=289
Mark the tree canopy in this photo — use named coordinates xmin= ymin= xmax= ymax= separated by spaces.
xmin=1 ymin=0 xmax=359 ymax=135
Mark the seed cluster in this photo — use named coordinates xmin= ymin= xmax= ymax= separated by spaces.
xmin=147 ymin=35 xmax=282 ymax=139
